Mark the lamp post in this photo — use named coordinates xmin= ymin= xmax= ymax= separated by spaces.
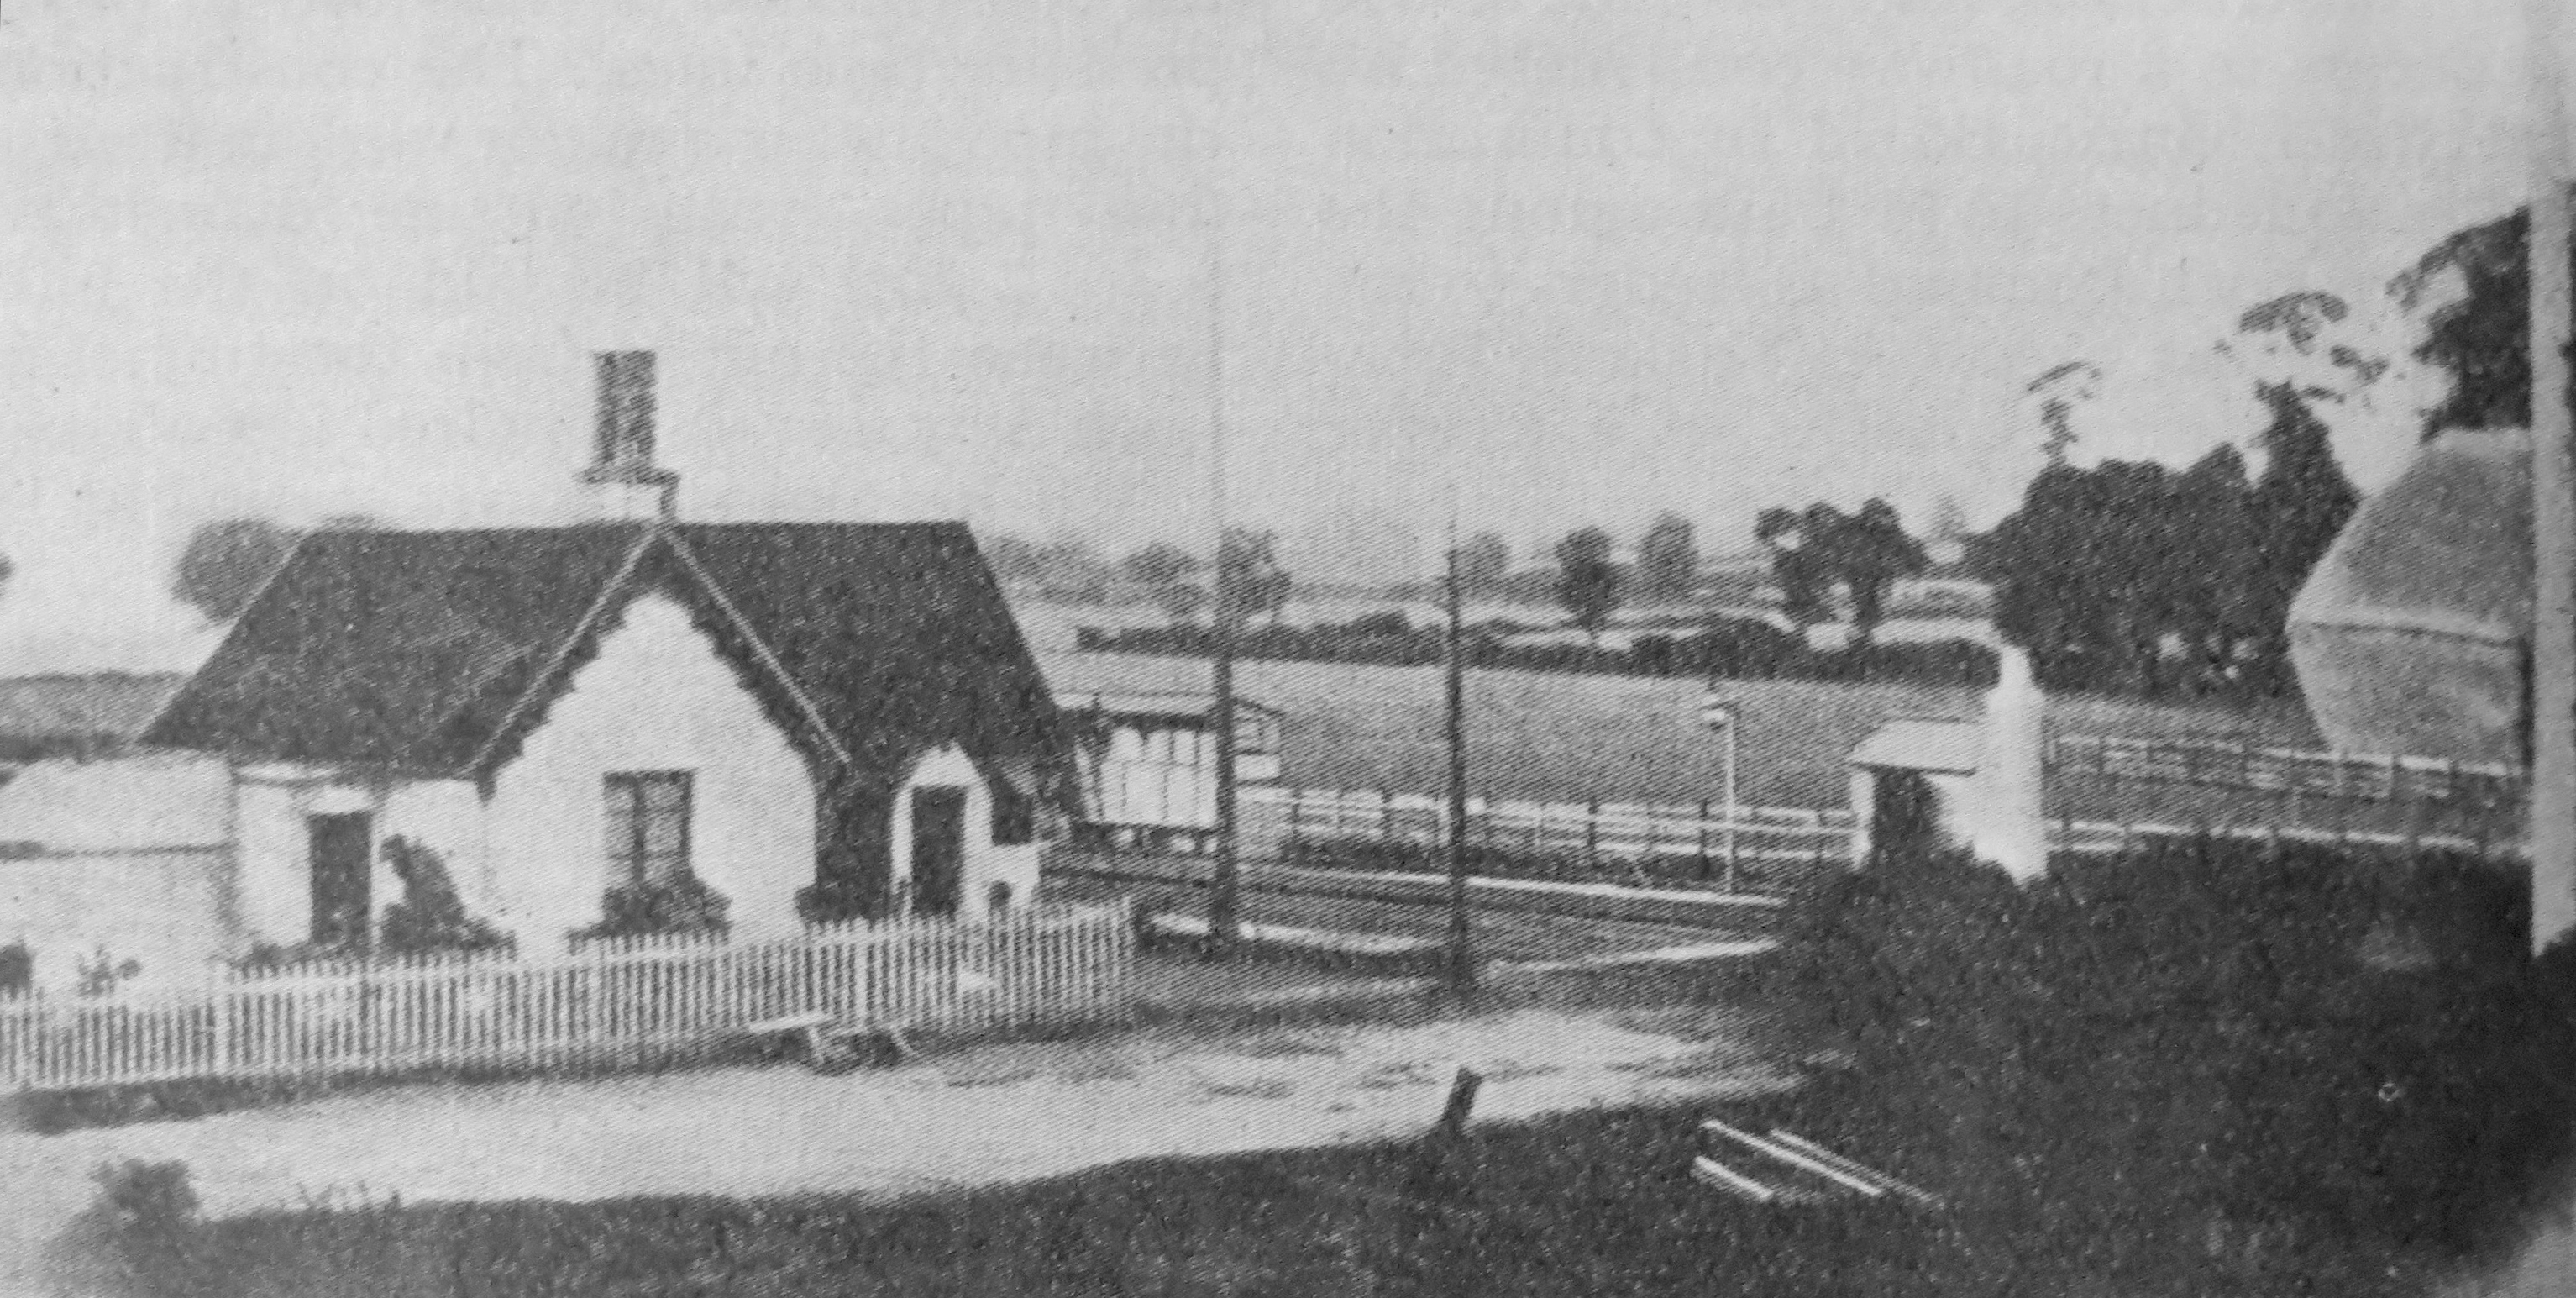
xmin=1700 ymin=694 xmax=1739 ymax=888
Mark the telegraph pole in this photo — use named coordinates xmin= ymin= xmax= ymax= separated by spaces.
xmin=1442 ymin=494 xmax=1476 ymax=990
xmin=2530 ymin=0 xmax=2576 ymax=952
xmin=1206 ymin=210 xmax=1243 ymax=952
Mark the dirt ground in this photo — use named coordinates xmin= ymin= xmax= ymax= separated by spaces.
xmin=0 ymin=996 xmax=1792 ymax=1295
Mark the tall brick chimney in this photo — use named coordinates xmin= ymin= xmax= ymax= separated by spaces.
xmin=580 ymin=350 xmax=679 ymax=522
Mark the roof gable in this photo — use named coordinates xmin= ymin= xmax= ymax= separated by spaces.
xmin=143 ymin=522 xmax=1063 ymax=786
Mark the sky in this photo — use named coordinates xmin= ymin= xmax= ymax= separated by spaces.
xmin=0 ymin=0 xmax=2541 ymax=668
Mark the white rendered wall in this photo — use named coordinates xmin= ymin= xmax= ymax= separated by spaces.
xmin=485 ymin=591 xmax=816 ymax=949
xmin=0 ymin=849 xmax=236 ymax=993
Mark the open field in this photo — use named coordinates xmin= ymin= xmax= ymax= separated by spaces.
xmin=1040 ymin=649 xmax=2316 ymax=811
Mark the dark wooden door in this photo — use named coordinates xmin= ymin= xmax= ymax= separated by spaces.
xmin=910 ymin=788 xmax=968 ymax=918
xmin=308 ymin=812 xmax=374 ymax=949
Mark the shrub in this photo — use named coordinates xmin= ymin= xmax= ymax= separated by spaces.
xmin=794 ymin=878 xmax=876 ymax=927
xmin=61 ymin=1159 xmax=201 ymax=1294
xmin=0 ymin=941 xmax=30 ymax=996
xmin=1773 ymin=834 xmax=2572 ymax=1280
xmin=578 ymin=875 xmax=732 ymax=941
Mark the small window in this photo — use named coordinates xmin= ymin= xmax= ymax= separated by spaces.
xmin=605 ymin=771 xmax=694 ymax=887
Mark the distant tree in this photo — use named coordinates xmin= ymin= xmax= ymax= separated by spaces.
xmin=1755 ymin=506 xmax=1837 ymax=629
xmin=1834 ymin=498 xmax=1930 ymax=653
xmin=1033 ymin=537 xmax=1113 ymax=603
xmin=2169 ymin=445 xmax=2259 ymax=691
xmin=0 ymin=550 xmax=13 ymax=605
xmin=2391 ymin=206 xmax=2573 ymax=436
xmin=315 ymin=513 xmax=386 ymax=533
xmin=1551 ymin=527 xmax=1624 ymax=646
xmin=173 ymin=518 xmax=296 ymax=623
xmin=984 ymin=533 xmax=1046 ymax=584
xmin=1455 ymin=532 xmax=1510 ymax=597
xmin=1120 ymin=541 xmax=1206 ymax=624
xmin=2241 ymin=382 xmax=2358 ymax=687
xmin=1216 ymin=528 xmax=1292 ymax=628
xmin=1634 ymin=512 xmax=1697 ymax=602
xmin=1926 ymin=496 xmax=1969 ymax=544
xmin=2026 ymin=360 xmax=2104 ymax=465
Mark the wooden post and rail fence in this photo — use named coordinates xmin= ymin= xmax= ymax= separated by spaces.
xmin=0 ymin=901 xmax=1135 ymax=1095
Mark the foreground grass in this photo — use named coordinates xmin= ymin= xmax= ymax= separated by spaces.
xmin=90 ymin=1094 xmax=1953 ymax=1297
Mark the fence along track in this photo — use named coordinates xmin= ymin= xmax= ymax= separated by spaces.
xmin=1243 ymin=786 xmax=1861 ymax=872
xmin=0 ymin=902 xmax=1134 ymax=1093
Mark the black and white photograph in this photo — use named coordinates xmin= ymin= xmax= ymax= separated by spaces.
xmin=1 ymin=0 xmax=2572 ymax=1293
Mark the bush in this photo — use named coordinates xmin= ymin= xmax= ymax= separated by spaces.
xmin=577 ymin=875 xmax=732 ymax=941
xmin=1073 ymin=612 xmax=2001 ymax=690
xmin=1772 ymin=834 xmax=2573 ymax=1281
xmin=60 ymin=1159 xmax=201 ymax=1295
xmin=794 ymin=878 xmax=875 ymax=927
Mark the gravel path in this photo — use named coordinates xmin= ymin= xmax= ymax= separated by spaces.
xmin=1 ymin=1005 xmax=1791 ymax=1293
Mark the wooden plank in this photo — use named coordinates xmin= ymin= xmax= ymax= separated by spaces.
xmin=1699 ymin=1120 xmax=1885 ymax=1198
xmin=1689 ymin=1156 xmax=1779 ymax=1203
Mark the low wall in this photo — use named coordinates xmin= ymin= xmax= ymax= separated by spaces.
xmin=0 ymin=846 xmax=237 ymax=994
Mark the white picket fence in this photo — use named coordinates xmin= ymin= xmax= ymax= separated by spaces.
xmin=0 ymin=902 xmax=1136 ymax=1094
xmin=1243 ymin=786 xmax=1861 ymax=871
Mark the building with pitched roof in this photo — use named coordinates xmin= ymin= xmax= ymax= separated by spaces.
xmin=3 ymin=354 xmax=1066 ymax=988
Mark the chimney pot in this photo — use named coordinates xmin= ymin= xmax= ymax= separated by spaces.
xmin=580 ymin=349 xmax=678 ymax=521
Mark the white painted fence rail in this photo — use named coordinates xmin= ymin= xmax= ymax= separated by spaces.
xmin=1243 ymin=786 xmax=1861 ymax=871
xmin=0 ymin=901 xmax=1135 ymax=1094
xmin=2049 ymin=734 xmax=2527 ymax=806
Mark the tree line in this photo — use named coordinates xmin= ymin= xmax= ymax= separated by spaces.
xmin=1970 ymin=203 xmax=2556 ymax=702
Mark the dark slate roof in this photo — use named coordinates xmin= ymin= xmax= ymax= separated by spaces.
xmin=144 ymin=523 xmax=1064 ymax=789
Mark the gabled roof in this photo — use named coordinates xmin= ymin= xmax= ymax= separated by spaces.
xmin=143 ymin=522 xmax=1063 ymax=788
xmin=1844 ymin=719 xmax=1984 ymax=775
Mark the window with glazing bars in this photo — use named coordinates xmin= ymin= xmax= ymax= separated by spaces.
xmin=604 ymin=771 xmax=693 ymax=886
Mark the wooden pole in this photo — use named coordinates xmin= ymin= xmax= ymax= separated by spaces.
xmin=1205 ymin=205 xmax=1242 ymax=952
xmin=1443 ymin=505 xmax=1476 ymax=991
xmin=2531 ymin=0 xmax=2576 ymax=951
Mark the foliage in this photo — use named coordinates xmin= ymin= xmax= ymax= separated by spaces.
xmin=577 ymin=875 xmax=732 ymax=941
xmin=2026 ymin=360 xmax=2103 ymax=465
xmin=1550 ymin=527 xmax=1623 ymax=644
xmin=1216 ymin=528 xmax=1293 ymax=628
xmin=2397 ymin=205 xmax=2575 ymax=436
xmin=376 ymin=837 xmax=511 ymax=956
xmin=76 ymin=947 xmax=145 ymax=997
xmin=1120 ymin=541 xmax=1206 ymax=623
xmin=1774 ymin=834 xmax=2569 ymax=1287
xmin=65 ymin=1159 xmax=202 ymax=1295
xmin=1755 ymin=500 xmax=1928 ymax=649
xmin=1077 ymin=613 xmax=1996 ymax=689
xmin=1976 ymin=390 xmax=2349 ymax=699
xmin=172 ymin=517 xmax=297 ymax=623
xmin=0 ymin=941 xmax=29 ymax=996
xmin=1633 ymin=512 xmax=1697 ymax=601
xmin=984 ymin=533 xmax=1045 ymax=583
xmin=793 ymin=878 xmax=874 ymax=927
xmin=1454 ymin=532 xmax=1510 ymax=596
